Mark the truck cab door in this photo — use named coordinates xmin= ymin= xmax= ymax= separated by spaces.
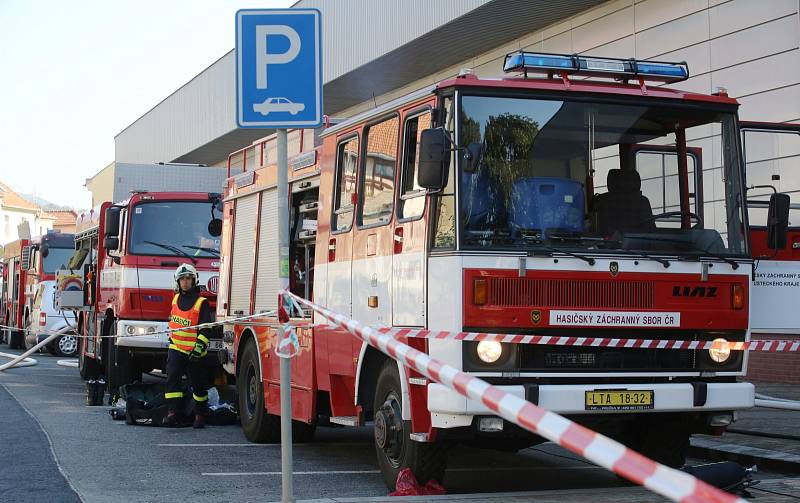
xmin=741 ymin=122 xmax=800 ymax=335
xmin=392 ymin=109 xmax=432 ymax=327
xmin=325 ymin=135 xmax=358 ymax=377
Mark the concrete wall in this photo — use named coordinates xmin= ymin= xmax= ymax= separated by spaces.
xmin=337 ymin=0 xmax=800 ymax=123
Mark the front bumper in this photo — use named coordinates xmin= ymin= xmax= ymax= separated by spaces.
xmin=115 ymin=321 xmax=170 ymax=349
xmin=427 ymin=381 xmax=754 ymax=428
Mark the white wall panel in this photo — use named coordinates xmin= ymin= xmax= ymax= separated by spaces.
xmin=709 ymin=15 xmax=799 ymax=71
xmin=709 ymin=0 xmax=798 ymax=38
xmin=634 ymin=0 xmax=707 ymax=32
xmin=636 ymin=10 xmax=710 ymax=59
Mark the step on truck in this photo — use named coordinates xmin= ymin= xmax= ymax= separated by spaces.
xmin=67 ymin=192 xmax=223 ymax=399
xmin=217 ymin=52 xmax=790 ymax=489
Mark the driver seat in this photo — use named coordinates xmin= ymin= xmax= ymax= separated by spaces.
xmin=593 ymin=169 xmax=655 ymax=236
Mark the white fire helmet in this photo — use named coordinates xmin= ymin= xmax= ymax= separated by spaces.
xmin=174 ymin=263 xmax=199 ymax=291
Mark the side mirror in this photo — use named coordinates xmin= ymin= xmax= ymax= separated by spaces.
xmin=103 ymin=236 xmax=120 ymax=251
xmin=767 ymin=192 xmax=790 ymax=249
xmin=21 ymin=246 xmax=32 ymax=271
xmin=104 ymin=206 xmax=121 ymax=238
xmin=40 ymin=243 xmax=50 ymax=258
xmin=208 ymin=218 xmax=222 ymax=237
xmin=417 ymin=128 xmax=452 ymax=191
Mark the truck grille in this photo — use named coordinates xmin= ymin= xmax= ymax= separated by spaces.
xmin=487 ymin=277 xmax=655 ymax=309
xmin=520 ymin=345 xmax=695 ymax=372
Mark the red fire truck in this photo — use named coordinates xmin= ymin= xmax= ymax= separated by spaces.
xmin=69 ymin=192 xmax=223 ymax=398
xmin=2 ymin=238 xmax=31 ymax=349
xmin=2 ymin=232 xmax=75 ymax=350
xmin=218 ymin=53 xmax=789 ymax=488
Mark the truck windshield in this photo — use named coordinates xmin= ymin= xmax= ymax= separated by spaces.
xmin=42 ymin=248 xmax=75 ymax=273
xmin=458 ymin=95 xmax=747 ymax=257
xmin=128 ymin=201 xmax=219 ymax=258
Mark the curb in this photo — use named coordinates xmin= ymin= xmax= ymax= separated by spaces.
xmin=690 ymin=437 xmax=800 ymax=474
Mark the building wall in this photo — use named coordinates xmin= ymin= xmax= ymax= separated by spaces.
xmin=85 ymin=162 xmax=116 ymax=207
xmin=0 ymin=208 xmax=53 ymax=246
xmin=337 ymin=0 xmax=800 ymax=124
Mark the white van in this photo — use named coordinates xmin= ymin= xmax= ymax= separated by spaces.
xmin=26 ymin=280 xmax=78 ymax=357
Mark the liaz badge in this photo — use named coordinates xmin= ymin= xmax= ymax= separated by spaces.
xmin=609 ymin=261 xmax=619 ymax=277
xmin=531 ymin=309 xmax=542 ymax=324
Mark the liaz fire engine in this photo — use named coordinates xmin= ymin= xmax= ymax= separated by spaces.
xmin=2 ymin=232 xmax=75 ymax=352
xmin=217 ymin=52 xmax=790 ymax=488
xmin=66 ymin=191 xmax=223 ymax=399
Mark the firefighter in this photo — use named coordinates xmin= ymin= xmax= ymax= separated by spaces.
xmin=163 ymin=263 xmax=214 ymax=428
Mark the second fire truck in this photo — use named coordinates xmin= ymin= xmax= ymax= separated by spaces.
xmin=68 ymin=191 xmax=223 ymax=398
xmin=218 ymin=53 xmax=789 ymax=488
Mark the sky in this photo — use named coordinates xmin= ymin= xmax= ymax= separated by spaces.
xmin=0 ymin=0 xmax=293 ymax=211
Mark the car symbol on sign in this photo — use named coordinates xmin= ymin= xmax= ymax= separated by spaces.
xmin=253 ymin=97 xmax=305 ymax=116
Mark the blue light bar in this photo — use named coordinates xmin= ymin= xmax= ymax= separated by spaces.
xmin=503 ymin=51 xmax=689 ymax=84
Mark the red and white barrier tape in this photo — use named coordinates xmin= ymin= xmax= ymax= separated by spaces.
xmin=377 ymin=328 xmax=800 ymax=352
xmin=281 ymin=290 xmax=744 ymax=503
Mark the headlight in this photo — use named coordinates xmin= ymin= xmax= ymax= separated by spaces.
xmin=708 ymin=338 xmax=731 ymax=363
xmin=125 ymin=325 xmax=157 ymax=335
xmin=476 ymin=341 xmax=503 ymax=363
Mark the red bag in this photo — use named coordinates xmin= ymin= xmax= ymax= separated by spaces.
xmin=389 ymin=468 xmax=446 ymax=496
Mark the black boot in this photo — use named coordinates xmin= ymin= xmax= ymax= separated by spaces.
xmin=193 ymin=414 xmax=206 ymax=429
xmin=162 ymin=412 xmax=180 ymax=428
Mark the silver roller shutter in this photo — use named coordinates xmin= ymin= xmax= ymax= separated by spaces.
xmin=254 ymin=188 xmax=280 ymax=312
xmin=228 ymin=193 xmax=258 ymax=314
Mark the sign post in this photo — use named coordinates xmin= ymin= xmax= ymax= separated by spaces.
xmin=236 ymin=9 xmax=322 ymax=503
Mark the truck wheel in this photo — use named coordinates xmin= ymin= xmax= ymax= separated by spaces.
xmin=373 ymin=362 xmax=448 ymax=490
xmin=54 ymin=333 xmax=78 ymax=357
xmin=78 ymin=335 xmax=95 ymax=380
xmin=237 ymin=341 xmax=279 ymax=443
xmin=10 ymin=330 xmax=24 ymax=350
xmin=104 ymin=328 xmax=138 ymax=401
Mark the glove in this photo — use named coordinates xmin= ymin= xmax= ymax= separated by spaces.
xmin=191 ymin=336 xmax=209 ymax=359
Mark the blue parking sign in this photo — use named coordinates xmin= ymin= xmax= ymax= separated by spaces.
xmin=236 ymin=9 xmax=322 ymax=128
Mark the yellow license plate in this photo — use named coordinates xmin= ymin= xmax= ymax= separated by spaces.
xmin=585 ymin=390 xmax=654 ymax=411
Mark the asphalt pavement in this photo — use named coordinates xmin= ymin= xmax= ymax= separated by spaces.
xmin=0 ymin=349 xmax=798 ymax=502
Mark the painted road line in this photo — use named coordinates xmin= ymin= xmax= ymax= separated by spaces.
xmin=203 ymin=466 xmax=600 ymax=477
xmin=203 ymin=470 xmax=381 ymax=476
xmin=159 ymin=442 xmax=367 ymax=447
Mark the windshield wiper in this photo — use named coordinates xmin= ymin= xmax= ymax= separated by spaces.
xmin=143 ymin=240 xmax=196 ymax=264
xmin=182 ymin=245 xmax=220 ymax=257
xmin=623 ymin=236 xmax=740 ymax=270
xmin=548 ymin=234 xmax=670 ymax=268
xmin=528 ymin=245 xmax=595 ymax=265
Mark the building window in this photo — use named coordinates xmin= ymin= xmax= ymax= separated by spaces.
xmin=359 ymin=115 xmax=399 ymax=227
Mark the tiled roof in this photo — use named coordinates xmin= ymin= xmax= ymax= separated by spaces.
xmin=0 ymin=181 xmax=39 ymax=211
xmin=42 ymin=210 xmax=77 ymax=227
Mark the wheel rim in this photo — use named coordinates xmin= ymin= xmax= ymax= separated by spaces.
xmin=245 ymin=362 xmax=258 ymax=417
xmin=59 ymin=334 xmax=77 ymax=355
xmin=374 ymin=390 xmax=404 ymax=467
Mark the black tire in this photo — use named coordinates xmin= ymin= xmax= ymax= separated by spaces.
xmin=237 ymin=341 xmax=280 ymax=443
xmin=77 ymin=331 xmax=99 ymax=380
xmin=10 ymin=329 xmax=24 ymax=350
xmin=619 ymin=418 xmax=689 ymax=468
xmin=373 ymin=362 xmax=448 ymax=490
xmin=54 ymin=333 xmax=79 ymax=357
xmin=104 ymin=324 xmax=140 ymax=402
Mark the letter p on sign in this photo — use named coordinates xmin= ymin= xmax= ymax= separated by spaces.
xmin=255 ymin=25 xmax=301 ymax=89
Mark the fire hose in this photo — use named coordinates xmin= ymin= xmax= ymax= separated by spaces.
xmin=0 ymin=325 xmax=72 ymax=371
